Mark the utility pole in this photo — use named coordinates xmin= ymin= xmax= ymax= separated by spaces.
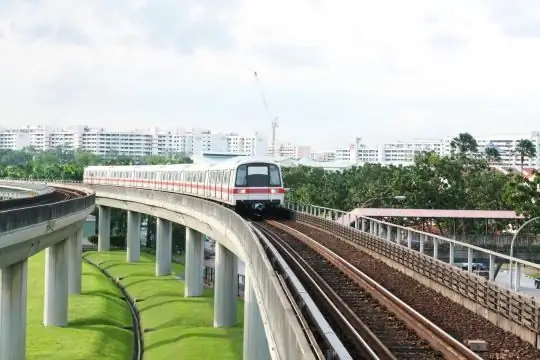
xmin=253 ymin=71 xmax=279 ymax=158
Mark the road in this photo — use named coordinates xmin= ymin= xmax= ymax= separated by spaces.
xmin=495 ymin=271 xmax=540 ymax=299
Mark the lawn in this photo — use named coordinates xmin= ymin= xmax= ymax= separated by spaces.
xmin=26 ymin=251 xmax=133 ymax=360
xmin=84 ymin=251 xmax=244 ymax=360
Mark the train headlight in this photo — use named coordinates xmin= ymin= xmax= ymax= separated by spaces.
xmin=238 ymin=189 xmax=246 ymax=194
xmin=270 ymin=188 xmax=278 ymax=194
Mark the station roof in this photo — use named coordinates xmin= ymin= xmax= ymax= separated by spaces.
xmin=344 ymin=208 xmax=524 ymax=219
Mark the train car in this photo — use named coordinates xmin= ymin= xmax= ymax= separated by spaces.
xmin=83 ymin=157 xmax=286 ymax=217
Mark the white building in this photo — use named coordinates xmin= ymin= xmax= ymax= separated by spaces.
xmin=444 ymin=132 xmax=540 ymax=168
xmin=267 ymin=142 xmax=312 ymax=159
xmin=0 ymin=125 xmax=267 ymax=158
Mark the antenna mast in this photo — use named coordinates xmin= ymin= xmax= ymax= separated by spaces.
xmin=253 ymin=71 xmax=279 ymax=158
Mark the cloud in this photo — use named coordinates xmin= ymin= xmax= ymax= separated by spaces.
xmin=1 ymin=0 xmax=540 ymax=149
xmin=490 ymin=0 xmax=540 ymax=38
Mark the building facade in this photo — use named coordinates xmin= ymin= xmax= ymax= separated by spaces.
xmin=0 ymin=125 xmax=267 ymax=157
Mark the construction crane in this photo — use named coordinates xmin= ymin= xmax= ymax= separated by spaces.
xmin=253 ymin=71 xmax=279 ymax=158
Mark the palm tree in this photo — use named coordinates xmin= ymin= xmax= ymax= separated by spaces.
xmin=514 ymin=139 xmax=537 ymax=171
xmin=484 ymin=146 xmax=501 ymax=164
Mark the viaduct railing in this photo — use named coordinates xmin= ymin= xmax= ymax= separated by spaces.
xmin=289 ymin=202 xmax=540 ymax=347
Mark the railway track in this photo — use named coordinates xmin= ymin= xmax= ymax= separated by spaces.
xmin=0 ymin=187 xmax=84 ymax=211
xmin=257 ymin=220 xmax=484 ymax=360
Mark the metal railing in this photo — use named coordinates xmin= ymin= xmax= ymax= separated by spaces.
xmin=287 ymin=202 xmax=540 ymax=292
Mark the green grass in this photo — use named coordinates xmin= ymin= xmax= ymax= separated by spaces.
xmin=84 ymin=251 xmax=244 ymax=360
xmin=27 ymin=251 xmax=133 ymax=360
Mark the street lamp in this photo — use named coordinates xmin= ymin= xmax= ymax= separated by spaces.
xmin=508 ymin=216 xmax=540 ymax=290
xmin=359 ymin=195 xmax=406 ymax=208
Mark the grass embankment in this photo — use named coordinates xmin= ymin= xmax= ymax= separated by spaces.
xmin=27 ymin=251 xmax=132 ymax=360
xmin=84 ymin=251 xmax=244 ymax=360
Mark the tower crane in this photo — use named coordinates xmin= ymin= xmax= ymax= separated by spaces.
xmin=253 ymin=71 xmax=279 ymax=158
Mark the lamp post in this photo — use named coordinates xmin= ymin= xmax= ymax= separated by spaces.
xmin=508 ymin=216 xmax=540 ymax=290
xmin=359 ymin=195 xmax=406 ymax=208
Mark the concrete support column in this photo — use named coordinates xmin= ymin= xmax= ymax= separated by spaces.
xmin=419 ymin=234 xmax=425 ymax=253
xmin=407 ymin=230 xmax=413 ymax=248
xmin=155 ymin=218 xmax=172 ymax=277
xmin=127 ymin=211 xmax=141 ymax=263
xmin=98 ymin=205 xmax=111 ymax=251
xmin=489 ymin=254 xmax=496 ymax=281
xmin=214 ymin=243 xmax=238 ymax=327
xmin=361 ymin=219 xmax=367 ymax=232
xmin=396 ymin=230 xmax=401 ymax=245
xmin=0 ymin=260 xmax=28 ymax=360
xmin=185 ymin=227 xmax=204 ymax=297
xmin=44 ymin=239 xmax=69 ymax=327
xmin=243 ymin=268 xmax=270 ymax=360
xmin=467 ymin=248 xmax=473 ymax=273
xmin=449 ymin=243 xmax=455 ymax=265
xmin=386 ymin=226 xmax=392 ymax=242
xmin=68 ymin=230 xmax=83 ymax=294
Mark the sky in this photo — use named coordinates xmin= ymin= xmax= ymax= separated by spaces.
xmin=2 ymin=1 xmax=540 ymax=149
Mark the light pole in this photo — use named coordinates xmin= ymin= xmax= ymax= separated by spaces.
xmin=508 ymin=216 xmax=540 ymax=290
xmin=359 ymin=195 xmax=406 ymax=208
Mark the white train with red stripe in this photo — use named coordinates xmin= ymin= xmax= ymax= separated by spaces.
xmin=83 ymin=157 xmax=286 ymax=217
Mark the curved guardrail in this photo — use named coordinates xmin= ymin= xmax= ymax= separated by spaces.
xmin=7 ymin=181 xmax=316 ymax=360
xmin=0 ymin=187 xmax=95 ymax=234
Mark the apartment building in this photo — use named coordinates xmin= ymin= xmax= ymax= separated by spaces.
xmin=0 ymin=125 xmax=267 ymax=157
xmin=267 ymin=142 xmax=312 ymax=159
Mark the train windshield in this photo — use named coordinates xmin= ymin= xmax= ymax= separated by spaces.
xmin=235 ymin=163 xmax=282 ymax=187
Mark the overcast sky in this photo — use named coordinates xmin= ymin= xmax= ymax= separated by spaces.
xmin=1 ymin=0 xmax=540 ymax=148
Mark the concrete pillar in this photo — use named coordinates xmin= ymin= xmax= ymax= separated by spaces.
xmin=407 ymin=230 xmax=412 ymax=248
xmin=44 ymin=239 xmax=69 ymax=327
xmin=155 ymin=218 xmax=172 ymax=277
xmin=98 ymin=205 xmax=111 ymax=251
xmin=127 ymin=211 xmax=141 ymax=263
xmin=489 ymin=254 xmax=496 ymax=281
xmin=361 ymin=219 xmax=367 ymax=232
xmin=419 ymin=234 xmax=425 ymax=253
xmin=449 ymin=243 xmax=455 ymax=265
xmin=68 ymin=230 xmax=83 ymax=294
xmin=467 ymin=248 xmax=473 ymax=273
xmin=243 ymin=268 xmax=270 ymax=360
xmin=433 ymin=238 xmax=439 ymax=259
xmin=0 ymin=260 xmax=28 ymax=360
xmin=396 ymin=230 xmax=401 ymax=245
xmin=386 ymin=226 xmax=392 ymax=242
xmin=214 ymin=243 xmax=238 ymax=327
xmin=185 ymin=227 xmax=204 ymax=297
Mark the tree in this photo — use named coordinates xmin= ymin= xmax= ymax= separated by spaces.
xmin=450 ymin=133 xmax=478 ymax=156
xmin=484 ymin=146 xmax=501 ymax=164
xmin=514 ymin=139 xmax=536 ymax=171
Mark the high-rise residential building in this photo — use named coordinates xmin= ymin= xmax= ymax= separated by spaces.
xmin=0 ymin=125 xmax=267 ymax=157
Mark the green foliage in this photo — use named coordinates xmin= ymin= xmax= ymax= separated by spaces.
xmin=0 ymin=148 xmax=192 ymax=181
xmin=283 ymin=133 xmax=540 ymax=234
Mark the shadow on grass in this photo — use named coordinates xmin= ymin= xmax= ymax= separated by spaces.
xmin=146 ymin=332 xmax=228 ymax=352
xmin=224 ymin=327 xmax=244 ymax=360
xmin=139 ymin=297 xmax=212 ymax=314
xmin=74 ymin=262 xmax=134 ymax=357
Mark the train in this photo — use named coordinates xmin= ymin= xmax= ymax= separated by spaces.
xmin=83 ymin=157 xmax=287 ymax=218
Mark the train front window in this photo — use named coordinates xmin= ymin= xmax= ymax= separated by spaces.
xmin=235 ymin=163 xmax=282 ymax=187
xmin=269 ymin=165 xmax=281 ymax=186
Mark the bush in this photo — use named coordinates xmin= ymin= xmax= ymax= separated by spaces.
xmin=87 ymin=234 xmax=126 ymax=248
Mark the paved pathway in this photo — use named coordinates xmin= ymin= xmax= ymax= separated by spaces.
xmin=495 ymin=271 xmax=540 ymax=299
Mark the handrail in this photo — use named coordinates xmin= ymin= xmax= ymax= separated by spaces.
xmin=287 ymin=201 xmax=540 ymax=273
